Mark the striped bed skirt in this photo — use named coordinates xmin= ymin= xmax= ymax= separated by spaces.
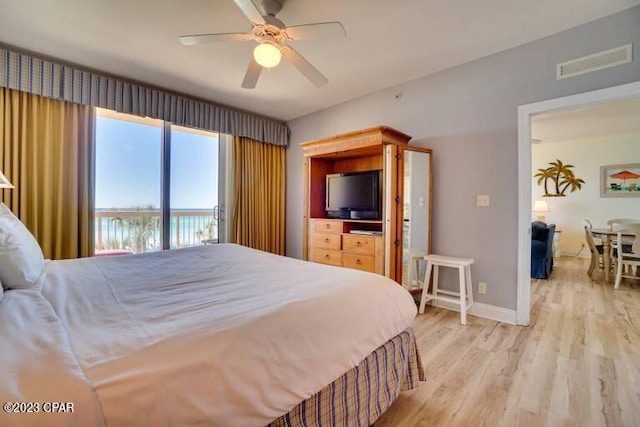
xmin=268 ymin=327 xmax=425 ymax=427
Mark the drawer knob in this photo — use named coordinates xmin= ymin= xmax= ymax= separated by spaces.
xmin=324 ymin=254 xmax=330 ymax=260
xmin=356 ymin=258 xmax=361 ymax=264
xmin=325 ymin=224 xmax=331 ymax=229
xmin=324 ymin=238 xmax=330 ymax=243
xmin=356 ymin=241 xmax=362 ymax=246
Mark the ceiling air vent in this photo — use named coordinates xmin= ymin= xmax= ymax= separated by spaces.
xmin=557 ymin=44 xmax=632 ymax=80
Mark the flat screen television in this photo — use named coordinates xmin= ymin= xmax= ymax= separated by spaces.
xmin=325 ymin=170 xmax=381 ymax=219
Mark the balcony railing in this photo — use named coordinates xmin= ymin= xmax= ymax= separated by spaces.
xmin=95 ymin=209 xmax=217 ymax=254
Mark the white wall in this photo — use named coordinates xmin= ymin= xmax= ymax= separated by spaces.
xmin=531 ymin=133 xmax=640 ymax=256
xmin=286 ymin=6 xmax=640 ymax=310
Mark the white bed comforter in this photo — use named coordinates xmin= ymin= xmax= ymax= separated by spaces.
xmin=1 ymin=244 xmax=416 ymax=426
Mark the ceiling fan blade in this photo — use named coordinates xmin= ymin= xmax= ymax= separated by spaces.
xmin=241 ymin=58 xmax=263 ymax=89
xmin=285 ymin=22 xmax=346 ymax=41
xmin=281 ymin=45 xmax=328 ymax=87
xmin=180 ymin=32 xmax=252 ymax=46
xmin=233 ymin=0 xmax=266 ymax=25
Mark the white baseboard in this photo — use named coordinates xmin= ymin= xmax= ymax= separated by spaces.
xmin=429 ymin=300 xmax=517 ymax=325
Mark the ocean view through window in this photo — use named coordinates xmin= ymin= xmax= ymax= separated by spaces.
xmin=170 ymin=124 xmax=219 ymax=249
xmin=95 ymin=109 xmax=220 ymax=254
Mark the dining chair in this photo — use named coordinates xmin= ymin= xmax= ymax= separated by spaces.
xmin=581 ymin=218 xmax=602 ymax=246
xmin=614 ymin=224 xmax=640 ymax=290
xmin=584 ymin=225 xmax=606 ymax=279
xmin=609 ymin=223 xmax=636 ymax=251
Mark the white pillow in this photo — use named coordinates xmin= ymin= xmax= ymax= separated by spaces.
xmin=0 ymin=203 xmax=46 ymax=289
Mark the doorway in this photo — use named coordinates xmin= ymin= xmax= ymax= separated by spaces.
xmin=516 ymin=81 xmax=640 ymax=325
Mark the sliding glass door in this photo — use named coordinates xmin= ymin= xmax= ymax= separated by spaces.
xmin=169 ymin=125 xmax=219 ymax=248
xmin=95 ymin=108 xmax=227 ymax=255
xmin=95 ymin=109 xmax=163 ymax=254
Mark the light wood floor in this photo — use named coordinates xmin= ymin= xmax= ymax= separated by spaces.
xmin=375 ymin=257 xmax=640 ymax=426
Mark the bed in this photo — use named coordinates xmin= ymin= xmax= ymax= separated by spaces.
xmin=0 ymin=205 xmax=424 ymax=426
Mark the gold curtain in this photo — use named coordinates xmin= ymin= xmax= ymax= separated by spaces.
xmin=232 ymin=136 xmax=285 ymax=255
xmin=0 ymin=88 xmax=95 ymax=260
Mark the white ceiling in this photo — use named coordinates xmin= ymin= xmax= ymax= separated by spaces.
xmin=532 ymin=96 xmax=640 ymax=143
xmin=0 ymin=0 xmax=638 ymax=121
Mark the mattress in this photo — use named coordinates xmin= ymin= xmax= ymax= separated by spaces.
xmin=0 ymin=243 xmax=418 ymax=426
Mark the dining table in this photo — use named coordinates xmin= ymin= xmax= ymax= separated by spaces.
xmin=590 ymin=228 xmax=634 ymax=281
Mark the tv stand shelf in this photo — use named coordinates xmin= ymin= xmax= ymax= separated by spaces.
xmin=334 ymin=219 xmax=383 ymax=224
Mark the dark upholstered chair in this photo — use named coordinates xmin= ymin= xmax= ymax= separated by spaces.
xmin=531 ymin=221 xmax=555 ymax=279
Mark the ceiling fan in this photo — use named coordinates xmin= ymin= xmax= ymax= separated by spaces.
xmin=179 ymin=0 xmax=345 ymax=89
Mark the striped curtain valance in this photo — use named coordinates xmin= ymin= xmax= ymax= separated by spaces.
xmin=0 ymin=47 xmax=289 ymax=147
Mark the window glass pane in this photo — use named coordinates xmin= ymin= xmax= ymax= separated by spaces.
xmin=95 ymin=108 xmax=163 ymax=254
xmin=170 ymin=125 xmax=219 ymax=248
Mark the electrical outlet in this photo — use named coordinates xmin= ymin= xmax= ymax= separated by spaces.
xmin=478 ymin=282 xmax=487 ymax=294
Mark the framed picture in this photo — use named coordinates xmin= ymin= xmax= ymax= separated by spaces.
xmin=600 ymin=163 xmax=640 ymax=197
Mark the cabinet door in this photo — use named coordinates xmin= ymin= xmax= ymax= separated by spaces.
xmin=397 ymin=148 xmax=432 ymax=289
xmin=383 ymin=145 xmax=399 ymax=280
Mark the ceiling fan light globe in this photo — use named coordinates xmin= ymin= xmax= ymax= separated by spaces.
xmin=253 ymin=43 xmax=282 ymax=68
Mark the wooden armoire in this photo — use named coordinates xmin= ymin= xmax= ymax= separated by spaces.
xmin=301 ymin=126 xmax=432 ymax=286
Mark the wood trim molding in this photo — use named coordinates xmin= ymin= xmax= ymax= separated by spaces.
xmin=302 ymin=157 xmax=310 ymax=261
xmin=516 ymin=80 xmax=640 ymax=326
xmin=300 ymin=126 xmax=412 ymax=157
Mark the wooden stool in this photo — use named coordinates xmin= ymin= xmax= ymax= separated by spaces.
xmin=419 ymin=254 xmax=475 ymax=325
xmin=406 ymin=250 xmax=428 ymax=290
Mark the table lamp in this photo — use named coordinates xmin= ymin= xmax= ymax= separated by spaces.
xmin=0 ymin=169 xmax=13 ymax=189
xmin=532 ymin=200 xmax=549 ymax=222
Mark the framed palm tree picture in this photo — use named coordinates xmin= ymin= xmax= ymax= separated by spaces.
xmin=601 ymin=163 xmax=640 ymax=197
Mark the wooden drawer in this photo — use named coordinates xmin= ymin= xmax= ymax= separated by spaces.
xmin=310 ymin=233 xmax=341 ymax=250
xmin=312 ymin=248 xmax=342 ymax=267
xmin=342 ymin=252 xmax=376 ymax=273
xmin=342 ymin=234 xmax=377 ymax=255
xmin=312 ymin=220 xmax=343 ymax=235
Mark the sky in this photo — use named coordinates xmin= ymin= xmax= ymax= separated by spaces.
xmin=95 ymin=116 xmax=219 ymax=210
